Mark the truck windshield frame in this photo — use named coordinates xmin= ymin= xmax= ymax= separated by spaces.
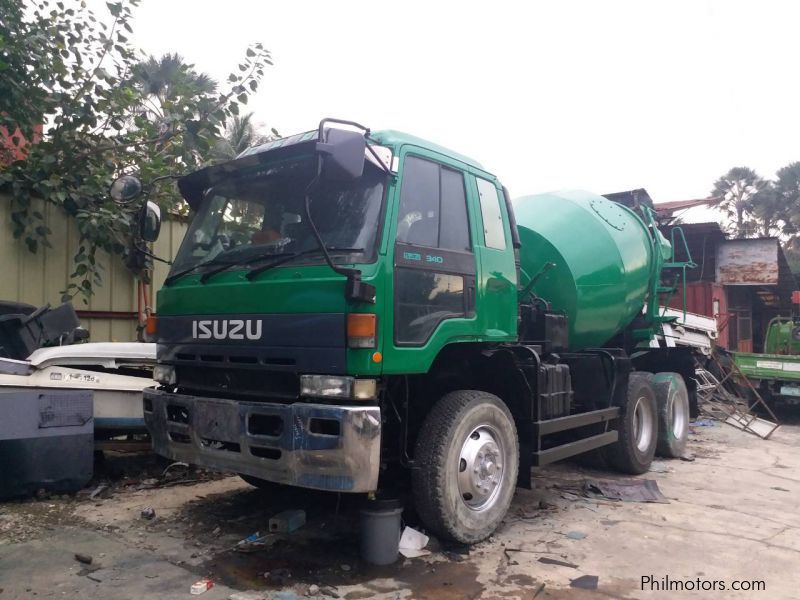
xmin=168 ymin=156 xmax=388 ymax=278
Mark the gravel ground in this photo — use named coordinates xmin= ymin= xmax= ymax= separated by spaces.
xmin=0 ymin=413 xmax=798 ymax=599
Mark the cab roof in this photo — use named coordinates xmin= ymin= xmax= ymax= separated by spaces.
xmin=369 ymin=129 xmax=486 ymax=172
xmin=178 ymin=126 xmax=491 ymax=209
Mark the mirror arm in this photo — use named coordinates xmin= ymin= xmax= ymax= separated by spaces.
xmin=365 ymin=143 xmax=391 ymax=174
xmin=303 ymin=173 xmax=375 ymax=305
xmin=133 ymin=241 xmax=172 ymax=265
xmin=141 ymin=173 xmax=182 ymax=204
xmin=317 ymin=118 xmax=370 ymax=140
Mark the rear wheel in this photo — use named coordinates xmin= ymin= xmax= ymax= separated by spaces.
xmin=412 ymin=390 xmax=519 ymax=543
xmin=607 ymin=372 xmax=658 ymax=474
xmin=653 ymin=372 xmax=690 ymax=458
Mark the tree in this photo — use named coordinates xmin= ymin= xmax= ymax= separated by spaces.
xmin=131 ymin=53 xmax=217 ymax=115
xmin=212 ymin=112 xmax=278 ymax=161
xmin=775 ymin=162 xmax=800 ymax=235
xmin=749 ymin=181 xmax=786 ymax=237
xmin=711 ymin=167 xmax=768 ymax=237
xmin=0 ymin=0 xmax=272 ymax=301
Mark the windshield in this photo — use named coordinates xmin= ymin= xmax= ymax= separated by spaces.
xmin=169 ymin=156 xmax=386 ymax=275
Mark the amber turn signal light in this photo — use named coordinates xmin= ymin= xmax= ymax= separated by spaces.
xmin=145 ymin=314 xmax=158 ymax=336
xmin=347 ymin=313 xmax=376 ymax=348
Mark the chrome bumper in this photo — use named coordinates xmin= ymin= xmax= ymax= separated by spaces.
xmin=143 ymin=388 xmax=381 ymax=492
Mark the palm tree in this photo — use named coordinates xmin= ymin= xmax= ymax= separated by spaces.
xmin=711 ymin=167 xmax=766 ymax=237
xmin=750 ymin=182 xmax=783 ymax=237
xmin=130 ymin=53 xmax=217 ymax=120
xmin=212 ymin=112 xmax=277 ymax=161
xmin=776 ymin=162 xmax=800 ymax=236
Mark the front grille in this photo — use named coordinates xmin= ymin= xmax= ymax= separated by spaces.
xmin=175 ymin=352 xmax=296 ymax=367
xmin=175 ymin=365 xmax=300 ymax=401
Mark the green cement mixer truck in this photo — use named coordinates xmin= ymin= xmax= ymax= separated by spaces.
xmin=116 ymin=119 xmax=697 ymax=543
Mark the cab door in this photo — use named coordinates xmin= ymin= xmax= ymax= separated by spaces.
xmin=382 ymin=150 xmax=479 ymax=373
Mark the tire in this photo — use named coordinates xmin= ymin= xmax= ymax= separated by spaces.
xmin=607 ymin=372 xmax=658 ymax=474
xmin=239 ymin=474 xmax=282 ymax=490
xmin=653 ymin=372 xmax=690 ymax=458
xmin=412 ymin=390 xmax=519 ymax=543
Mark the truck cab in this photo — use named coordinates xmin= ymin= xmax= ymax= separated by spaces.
xmin=127 ymin=120 xmax=696 ymax=543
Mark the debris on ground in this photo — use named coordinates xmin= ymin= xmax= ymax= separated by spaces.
xmin=439 ymin=539 xmax=470 ymax=561
xmin=570 ymin=574 xmax=599 ymax=590
xmin=162 ymin=461 xmax=190 ymax=478
xmin=235 ymin=531 xmax=270 ymax=553
xmin=86 ymin=568 xmax=112 ymax=583
xmin=695 ymin=358 xmax=780 ymax=439
xmin=88 ymin=484 xmax=108 ymax=500
xmin=140 ymin=506 xmax=156 ymax=520
xmin=269 ymin=509 xmax=306 ymax=533
xmin=680 ymin=454 xmax=696 ymax=462
xmin=649 ymin=461 xmax=671 ymax=473
xmin=584 ymin=478 xmax=669 ymax=503
xmin=189 ymin=577 xmax=214 ymax=595
xmin=538 ymin=557 xmax=578 ymax=568
xmin=74 ymin=553 xmax=92 ymax=565
xmin=306 ymin=584 xmax=320 ymax=597
xmin=399 ymin=526 xmax=430 ymax=558
xmin=565 ymin=531 xmax=587 ymax=540
xmin=264 ymin=568 xmax=292 ymax=585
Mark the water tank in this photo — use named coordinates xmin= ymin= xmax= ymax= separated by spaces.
xmin=513 ymin=190 xmax=664 ymax=350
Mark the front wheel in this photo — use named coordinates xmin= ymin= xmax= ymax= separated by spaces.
xmin=412 ymin=390 xmax=519 ymax=543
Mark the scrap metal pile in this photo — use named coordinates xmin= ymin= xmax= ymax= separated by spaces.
xmin=695 ymin=352 xmax=780 ymax=439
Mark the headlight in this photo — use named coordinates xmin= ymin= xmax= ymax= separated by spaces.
xmin=153 ymin=364 xmax=176 ymax=385
xmin=300 ymin=375 xmax=377 ymax=400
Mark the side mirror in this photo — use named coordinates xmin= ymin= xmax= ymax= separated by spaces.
xmin=110 ymin=175 xmax=143 ymax=204
xmin=316 ymin=127 xmax=366 ymax=182
xmin=138 ymin=200 xmax=161 ymax=242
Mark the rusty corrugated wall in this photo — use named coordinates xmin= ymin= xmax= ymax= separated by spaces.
xmin=0 ymin=195 xmax=187 ymax=341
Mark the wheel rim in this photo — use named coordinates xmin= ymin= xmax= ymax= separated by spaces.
xmin=632 ymin=395 xmax=654 ymax=453
xmin=457 ymin=425 xmax=506 ymax=511
xmin=671 ymin=390 xmax=688 ymax=440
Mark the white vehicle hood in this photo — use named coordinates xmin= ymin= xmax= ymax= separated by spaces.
xmin=0 ymin=365 xmax=155 ymax=392
xmin=27 ymin=342 xmax=156 ymax=369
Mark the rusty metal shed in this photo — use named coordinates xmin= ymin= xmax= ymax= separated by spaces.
xmin=716 ymin=238 xmax=795 ymax=352
xmin=716 ymin=238 xmax=793 ymax=292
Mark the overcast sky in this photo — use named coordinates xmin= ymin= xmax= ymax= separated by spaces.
xmin=92 ymin=0 xmax=799 ymax=212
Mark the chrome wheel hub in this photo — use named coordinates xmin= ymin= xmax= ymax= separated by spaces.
xmin=457 ymin=425 xmax=506 ymax=511
xmin=633 ymin=395 xmax=654 ymax=453
xmin=671 ymin=392 xmax=687 ymax=439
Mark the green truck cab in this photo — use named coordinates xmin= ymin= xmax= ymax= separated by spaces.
xmin=121 ymin=120 xmax=697 ymax=543
xmin=733 ymin=313 xmax=800 ymax=403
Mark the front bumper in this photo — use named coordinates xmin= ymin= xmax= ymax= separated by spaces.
xmin=143 ymin=388 xmax=381 ymax=492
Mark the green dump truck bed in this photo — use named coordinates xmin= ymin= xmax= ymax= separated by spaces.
xmin=733 ymin=351 xmax=800 ymax=400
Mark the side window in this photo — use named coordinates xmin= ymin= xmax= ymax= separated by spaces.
xmin=396 ymin=156 xmax=470 ymax=252
xmin=476 ymin=177 xmax=506 ymax=250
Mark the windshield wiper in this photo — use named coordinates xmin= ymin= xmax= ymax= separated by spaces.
xmin=199 ymin=251 xmax=293 ymax=284
xmin=245 ymin=247 xmax=364 ymax=281
xmin=164 ymin=255 xmax=242 ymax=286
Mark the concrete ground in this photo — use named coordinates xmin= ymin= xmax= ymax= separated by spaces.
xmin=1 ymin=415 xmax=798 ymax=599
